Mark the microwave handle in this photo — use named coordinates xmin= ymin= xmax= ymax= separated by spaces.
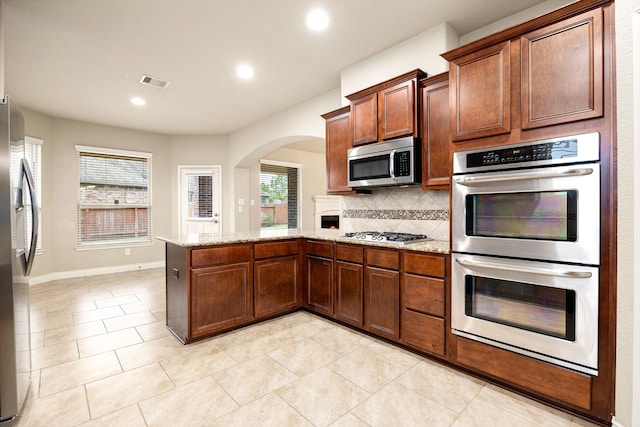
xmin=454 ymin=167 xmax=593 ymax=186
xmin=389 ymin=150 xmax=395 ymax=178
xmin=455 ymin=258 xmax=592 ymax=279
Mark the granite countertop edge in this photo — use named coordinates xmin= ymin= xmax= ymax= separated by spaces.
xmin=156 ymin=229 xmax=450 ymax=255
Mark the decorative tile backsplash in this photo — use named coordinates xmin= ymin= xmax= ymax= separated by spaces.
xmin=341 ymin=187 xmax=450 ymax=241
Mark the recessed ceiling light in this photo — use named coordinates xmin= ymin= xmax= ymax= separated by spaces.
xmin=306 ymin=8 xmax=329 ymax=32
xmin=130 ymin=97 xmax=146 ymax=106
xmin=235 ymin=64 xmax=255 ymax=80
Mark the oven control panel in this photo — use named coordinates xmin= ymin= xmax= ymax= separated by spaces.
xmin=467 ymin=140 xmax=578 ymax=168
xmin=453 ymin=132 xmax=600 ymax=174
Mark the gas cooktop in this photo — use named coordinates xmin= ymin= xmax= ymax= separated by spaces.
xmin=342 ymin=231 xmax=433 ymax=245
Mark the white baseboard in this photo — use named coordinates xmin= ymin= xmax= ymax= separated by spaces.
xmin=611 ymin=416 xmax=625 ymax=427
xmin=28 ymin=261 xmax=165 ymax=286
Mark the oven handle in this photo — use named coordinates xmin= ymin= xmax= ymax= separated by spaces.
xmin=454 ymin=167 xmax=593 ymax=186
xmin=455 ymin=258 xmax=592 ymax=278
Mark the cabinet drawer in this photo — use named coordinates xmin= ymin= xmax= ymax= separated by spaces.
xmin=306 ymin=240 xmax=334 ymax=258
xmin=404 ymin=252 xmax=445 ymax=278
xmin=336 ymin=244 xmax=363 ymax=264
xmin=254 ymin=240 xmax=299 ymax=260
xmin=366 ymin=248 xmax=399 ymax=270
xmin=403 ymin=274 xmax=445 ymax=317
xmin=191 ymin=244 xmax=252 ymax=268
xmin=402 ymin=309 xmax=445 ymax=356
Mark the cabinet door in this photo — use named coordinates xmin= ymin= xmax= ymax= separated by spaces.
xmin=351 ymin=93 xmax=378 ymax=146
xmin=364 ymin=266 xmax=399 ymax=340
xmin=324 ymin=108 xmax=352 ymax=193
xmin=307 ymin=255 xmax=333 ymax=315
xmin=421 ymin=75 xmax=450 ymax=189
xmin=190 ymin=262 xmax=253 ymax=338
xmin=402 ymin=310 xmax=445 ymax=356
xmin=378 ymin=79 xmax=416 ymax=140
xmin=335 ymin=261 xmax=363 ymax=326
xmin=520 ymin=8 xmax=603 ymax=130
xmin=254 ymin=255 xmax=299 ymax=318
xmin=450 ymin=40 xmax=511 ymax=141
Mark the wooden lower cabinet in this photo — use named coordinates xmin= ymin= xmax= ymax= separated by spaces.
xmin=364 ymin=266 xmax=400 ymax=340
xmin=190 ymin=262 xmax=253 ymax=338
xmin=401 ymin=253 xmax=447 ymax=357
xmin=335 ymin=261 xmax=363 ymax=326
xmin=307 ymin=255 xmax=333 ymax=316
xmin=254 ymin=255 xmax=299 ymax=318
xmin=402 ymin=309 xmax=445 ymax=356
xmin=165 ymin=238 xmax=601 ymax=424
xmin=165 ymin=242 xmax=253 ymax=343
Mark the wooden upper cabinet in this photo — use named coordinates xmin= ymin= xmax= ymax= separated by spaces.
xmin=449 ymin=41 xmax=511 ymax=142
xmin=322 ymin=106 xmax=353 ymax=194
xmin=347 ymin=69 xmax=425 ymax=146
xmin=444 ymin=1 xmax=609 ymax=144
xmin=520 ymin=8 xmax=603 ymax=130
xmin=351 ymin=94 xmax=378 ymax=146
xmin=420 ymin=73 xmax=451 ymax=189
xmin=378 ymin=80 xmax=416 ymax=140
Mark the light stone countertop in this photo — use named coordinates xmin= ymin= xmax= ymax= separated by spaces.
xmin=156 ymin=228 xmax=450 ymax=254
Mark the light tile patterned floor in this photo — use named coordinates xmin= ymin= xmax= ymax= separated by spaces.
xmin=16 ymin=268 xmax=601 ymax=427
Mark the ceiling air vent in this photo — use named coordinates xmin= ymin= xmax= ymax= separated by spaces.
xmin=139 ymin=74 xmax=170 ymax=89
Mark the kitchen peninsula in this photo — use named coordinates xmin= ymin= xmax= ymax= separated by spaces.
xmin=157 ymin=230 xmax=450 ymax=355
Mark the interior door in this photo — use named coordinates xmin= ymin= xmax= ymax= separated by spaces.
xmin=179 ymin=166 xmax=221 ymax=235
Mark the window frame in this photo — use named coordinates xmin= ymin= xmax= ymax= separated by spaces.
xmin=75 ymin=145 xmax=153 ymax=250
xmin=259 ymin=159 xmax=302 ymax=230
xmin=25 ymin=136 xmax=43 ymax=253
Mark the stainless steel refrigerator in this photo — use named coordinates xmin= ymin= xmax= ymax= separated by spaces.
xmin=0 ymin=95 xmax=37 ymax=425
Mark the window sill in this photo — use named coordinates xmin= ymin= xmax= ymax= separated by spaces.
xmin=75 ymin=241 xmax=154 ymax=251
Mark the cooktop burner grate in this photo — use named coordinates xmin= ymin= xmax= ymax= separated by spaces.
xmin=342 ymin=231 xmax=432 ymax=245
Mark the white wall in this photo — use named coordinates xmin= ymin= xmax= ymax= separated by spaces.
xmin=226 ymin=88 xmax=341 ymax=232
xmin=614 ymin=1 xmax=640 ymax=426
xmin=340 ymin=22 xmax=458 ymax=100
xmin=460 ymin=0 xmax=575 ymax=44
xmin=167 ymin=134 xmax=229 ymax=235
xmin=22 ymin=111 xmax=172 ymax=279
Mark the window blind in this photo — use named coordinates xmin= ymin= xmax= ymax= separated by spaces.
xmin=187 ymin=174 xmax=213 ymax=218
xmin=76 ymin=146 xmax=152 ymax=246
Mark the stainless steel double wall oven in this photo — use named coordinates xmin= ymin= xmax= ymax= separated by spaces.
xmin=451 ymin=132 xmax=601 ymax=375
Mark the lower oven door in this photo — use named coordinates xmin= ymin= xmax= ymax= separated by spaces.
xmin=451 ymin=253 xmax=598 ymax=375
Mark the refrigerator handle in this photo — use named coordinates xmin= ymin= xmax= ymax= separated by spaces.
xmin=17 ymin=158 xmax=38 ymax=276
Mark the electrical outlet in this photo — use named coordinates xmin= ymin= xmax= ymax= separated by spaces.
xmin=125 ymin=248 xmax=131 ymax=256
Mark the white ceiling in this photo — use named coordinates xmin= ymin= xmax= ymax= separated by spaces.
xmin=3 ymin=0 xmax=548 ymax=136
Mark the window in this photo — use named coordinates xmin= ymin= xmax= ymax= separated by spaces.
xmin=259 ymin=160 xmax=301 ymax=229
xmin=76 ymin=145 xmax=152 ymax=247
xmin=187 ymin=174 xmax=213 ymax=218
xmin=25 ymin=136 xmax=43 ymax=251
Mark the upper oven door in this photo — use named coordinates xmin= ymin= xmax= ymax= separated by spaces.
xmin=452 ymin=162 xmax=600 ymax=265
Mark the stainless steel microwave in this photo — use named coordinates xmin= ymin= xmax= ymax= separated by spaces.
xmin=347 ymin=137 xmax=421 ymax=188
